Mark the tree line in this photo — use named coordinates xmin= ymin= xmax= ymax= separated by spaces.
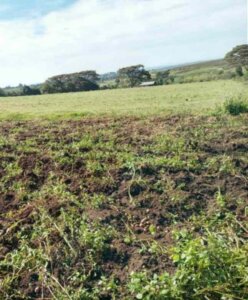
xmin=0 ymin=44 xmax=247 ymax=97
xmin=0 ymin=66 xmax=179 ymax=97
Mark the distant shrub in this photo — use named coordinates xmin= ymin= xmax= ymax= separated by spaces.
xmin=235 ymin=66 xmax=243 ymax=77
xmin=22 ymin=85 xmax=41 ymax=96
xmin=100 ymin=85 xmax=109 ymax=90
xmin=155 ymin=70 xmax=171 ymax=85
xmin=174 ymin=77 xmax=184 ymax=84
xmin=222 ymin=71 xmax=236 ymax=80
xmin=0 ymin=88 xmax=5 ymax=97
xmin=243 ymin=71 xmax=248 ymax=80
xmin=5 ymin=90 xmax=21 ymax=97
xmin=100 ymin=83 xmax=117 ymax=90
xmin=224 ymin=96 xmax=248 ymax=115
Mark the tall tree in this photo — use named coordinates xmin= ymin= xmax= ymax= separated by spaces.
xmin=42 ymin=71 xmax=99 ymax=94
xmin=225 ymin=44 xmax=248 ymax=71
xmin=79 ymin=71 xmax=100 ymax=83
xmin=116 ymin=65 xmax=151 ymax=87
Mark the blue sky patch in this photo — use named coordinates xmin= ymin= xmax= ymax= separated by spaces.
xmin=0 ymin=0 xmax=77 ymax=20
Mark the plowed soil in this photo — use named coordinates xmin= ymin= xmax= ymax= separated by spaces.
xmin=0 ymin=115 xmax=247 ymax=299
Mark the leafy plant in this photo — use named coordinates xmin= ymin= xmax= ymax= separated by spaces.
xmin=171 ymin=231 xmax=248 ymax=299
xmin=224 ymin=96 xmax=248 ymax=115
xmin=128 ymin=272 xmax=172 ymax=299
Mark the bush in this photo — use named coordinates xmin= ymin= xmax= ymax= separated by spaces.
xmin=236 ymin=66 xmax=244 ymax=76
xmin=224 ymin=97 xmax=248 ymax=115
xmin=0 ymin=88 xmax=5 ymax=97
xmin=22 ymin=85 xmax=41 ymax=96
xmin=128 ymin=231 xmax=248 ymax=300
xmin=243 ymin=71 xmax=248 ymax=80
xmin=222 ymin=71 xmax=236 ymax=80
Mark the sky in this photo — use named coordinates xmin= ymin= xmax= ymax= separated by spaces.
xmin=0 ymin=0 xmax=247 ymax=87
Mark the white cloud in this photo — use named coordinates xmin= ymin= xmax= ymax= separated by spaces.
xmin=0 ymin=0 xmax=246 ymax=86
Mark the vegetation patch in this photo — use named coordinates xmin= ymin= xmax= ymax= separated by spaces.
xmin=0 ymin=115 xmax=247 ymax=299
xmin=224 ymin=96 xmax=248 ymax=115
xmin=0 ymin=80 xmax=248 ymax=119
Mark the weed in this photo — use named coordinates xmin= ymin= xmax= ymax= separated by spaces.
xmin=206 ymin=154 xmax=236 ymax=175
xmin=224 ymin=96 xmax=248 ymax=115
xmin=215 ymin=188 xmax=226 ymax=208
xmin=128 ymin=272 xmax=172 ymax=299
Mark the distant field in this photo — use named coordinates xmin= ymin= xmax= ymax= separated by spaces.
xmin=151 ymin=59 xmax=237 ymax=83
xmin=0 ymin=80 xmax=247 ymax=119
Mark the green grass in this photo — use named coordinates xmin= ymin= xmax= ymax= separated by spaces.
xmin=168 ymin=59 xmax=237 ymax=83
xmin=0 ymin=80 xmax=247 ymax=119
xmin=151 ymin=59 xmax=238 ymax=83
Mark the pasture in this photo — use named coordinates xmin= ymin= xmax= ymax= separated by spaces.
xmin=0 ymin=80 xmax=247 ymax=119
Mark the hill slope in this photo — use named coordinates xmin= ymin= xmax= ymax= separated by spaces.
xmin=151 ymin=59 xmax=237 ymax=84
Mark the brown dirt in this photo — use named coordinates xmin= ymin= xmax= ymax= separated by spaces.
xmin=0 ymin=115 xmax=248 ymax=299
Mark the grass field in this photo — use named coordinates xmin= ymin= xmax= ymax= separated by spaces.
xmin=0 ymin=80 xmax=248 ymax=299
xmin=0 ymin=80 xmax=247 ymax=119
xmin=150 ymin=59 xmax=237 ymax=84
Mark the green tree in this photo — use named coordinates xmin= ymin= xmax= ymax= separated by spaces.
xmin=0 ymin=88 xmax=5 ymax=97
xmin=41 ymin=71 xmax=99 ymax=94
xmin=225 ymin=44 xmax=248 ymax=71
xmin=22 ymin=85 xmax=41 ymax=96
xmin=155 ymin=70 xmax=174 ymax=85
xmin=79 ymin=70 xmax=100 ymax=83
xmin=116 ymin=65 xmax=151 ymax=88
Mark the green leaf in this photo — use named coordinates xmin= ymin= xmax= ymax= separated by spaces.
xmin=136 ymin=293 xmax=143 ymax=299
